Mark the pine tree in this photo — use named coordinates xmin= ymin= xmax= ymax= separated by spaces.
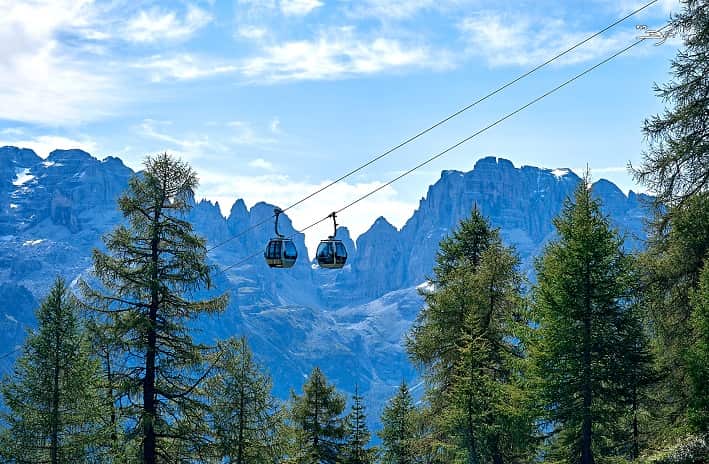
xmin=80 ymin=153 xmax=228 ymax=463
xmin=379 ymin=381 xmax=417 ymax=464
xmin=407 ymin=208 xmax=533 ymax=463
xmin=207 ymin=336 xmax=283 ymax=464
xmin=289 ymin=367 xmax=347 ymax=464
xmin=633 ymin=0 xmax=709 ymax=209
xmin=0 ymin=278 xmax=107 ymax=463
xmin=342 ymin=385 xmax=376 ymax=464
xmin=531 ymin=176 xmax=652 ymax=463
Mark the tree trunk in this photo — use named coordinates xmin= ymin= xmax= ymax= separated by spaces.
xmin=50 ymin=301 xmax=61 ymax=464
xmin=143 ymin=209 xmax=160 ymax=464
xmin=581 ymin=260 xmax=595 ymax=464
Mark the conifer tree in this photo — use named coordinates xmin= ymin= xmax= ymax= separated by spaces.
xmin=342 ymin=385 xmax=376 ymax=464
xmin=531 ymin=177 xmax=651 ymax=463
xmin=80 ymin=153 xmax=228 ymax=463
xmin=686 ymin=265 xmax=709 ymax=431
xmin=407 ymin=208 xmax=533 ymax=463
xmin=632 ymin=0 xmax=709 ymax=433
xmin=207 ymin=336 xmax=283 ymax=464
xmin=0 ymin=278 xmax=107 ymax=463
xmin=289 ymin=367 xmax=347 ymax=464
xmin=633 ymin=0 xmax=709 ymax=209
xmin=379 ymin=381 xmax=417 ymax=464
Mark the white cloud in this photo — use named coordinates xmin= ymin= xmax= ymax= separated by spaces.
xmin=0 ymin=0 xmax=119 ymax=124
xmin=280 ymin=0 xmax=323 ymax=16
xmin=240 ymin=27 xmax=448 ymax=81
xmin=348 ymin=0 xmax=439 ymax=19
xmin=139 ymin=119 xmax=211 ymax=159
xmin=197 ymin=170 xmax=417 ymax=255
xmin=248 ymin=158 xmax=275 ymax=170
xmin=124 ymin=5 xmax=212 ymax=43
xmin=238 ymin=25 xmax=269 ymax=40
xmin=134 ymin=54 xmax=238 ymax=82
xmin=0 ymin=134 xmax=98 ymax=159
xmin=270 ymin=118 xmax=282 ymax=134
xmin=227 ymin=121 xmax=278 ymax=145
xmin=458 ymin=12 xmax=636 ymax=67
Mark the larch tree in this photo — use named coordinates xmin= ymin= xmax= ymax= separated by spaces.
xmin=632 ymin=0 xmax=709 ymax=435
xmin=0 ymin=278 xmax=107 ymax=464
xmin=531 ymin=176 xmax=652 ymax=463
xmin=80 ymin=153 xmax=228 ymax=463
xmin=633 ymin=0 xmax=709 ymax=209
xmin=206 ymin=336 xmax=283 ymax=464
xmin=289 ymin=367 xmax=347 ymax=464
xmin=407 ymin=208 xmax=533 ymax=463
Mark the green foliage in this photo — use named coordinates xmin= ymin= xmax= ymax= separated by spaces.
xmin=206 ymin=337 xmax=283 ymax=463
xmin=641 ymin=434 xmax=709 ymax=464
xmin=379 ymin=381 xmax=418 ymax=464
xmin=342 ymin=386 xmax=376 ymax=464
xmin=686 ymin=265 xmax=709 ymax=431
xmin=634 ymin=0 xmax=709 ymax=209
xmin=0 ymin=278 xmax=108 ymax=463
xmin=205 ymin=337 xmax=283 ymax=464
xmin=407 ymin=208 xmax=534 ymax=463
xmin=531 ymin=178 xmax=654 ymax=463
xmin=80 ymin=153 xmax=228 ymax=463
xmin=289 ymin=367 xmax=347 ymax=464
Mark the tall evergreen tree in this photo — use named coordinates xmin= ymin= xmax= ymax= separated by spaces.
xmin=0 ymin=278 xmax=106 ymax=464
xmin=379 ymin=381 xmax=417 ymax=464
xmin=633 ymin=0 xmax=709 ymax=209
xmin=342 ymin=385 xmax=376 ymax=464
xmin=80 ymin=153 xmax=228 ymax=463
xmin=632 ymin=1 xmax=709 ymax=435
xmin=407 ymin=208 xmax=533 ymax=463
xmin=686 ymin=264 xmax=709 ymax=431
xmin=289 ymin=367 xmax=347 ymax=464
xmin=531 ymin=177 xmax=651 ymax=463
xmin=206 ymin=336 xmax=283 ymax=464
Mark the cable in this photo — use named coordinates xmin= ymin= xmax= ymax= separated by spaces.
xmin=0 ymin=347 xmax=21 ymax=362
xmin=221 ymin=32 xmax=659 ymax=272
xmin=206 ymin=0 xmax=659 ymax=253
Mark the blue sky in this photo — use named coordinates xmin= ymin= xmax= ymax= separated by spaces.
xmin=0 ymin=0 xmax=683 ymax=254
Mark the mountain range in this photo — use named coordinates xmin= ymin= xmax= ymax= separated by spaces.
xmin=0 ymin=146 xmax=652 ymax=424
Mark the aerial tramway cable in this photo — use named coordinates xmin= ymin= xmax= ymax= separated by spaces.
xmin=205 ymin=0 xmax=661 ymax=255
xmin=220 ymin=26 xmax=668 ymax=273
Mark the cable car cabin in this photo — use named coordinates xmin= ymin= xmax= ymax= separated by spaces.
xmin=316 ymin=239 xmax=347 ymax=269
xmin=265 ymin=238 xmax=298 ymax=268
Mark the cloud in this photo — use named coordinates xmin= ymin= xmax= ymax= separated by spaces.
xmin=196 ymin=170 xmax=418 ymax=255
xmin=458 ymin=12 xmax=636 ymax=67
xmin=124 ymin=5 xmax=212 ymax=43
xmin=134 ymin=54 xmax=238 ymax=82
xmin=270 ymin=118 xmax=282 ymax=134
xmin=347 ymin=0 xmax=439 ymax=19
xmin=238 ymin=25 xmax=269 ymax=40
xmin=240 ymin=27 xmax=448 ymax=81
xmin=280 ymin=0 xmax=323 ymax=16
xmin=139 ymin=119 xmax=211 ymax=159
xmin=227 ymin=121 xmax=277 ymax=145
xmin=0 ymin=134 xmax=98 ymax=158
xmin=0 ymin=0 xmax=119 ymax=125
xmin=248 ymin=158 xmax=275 ymax=170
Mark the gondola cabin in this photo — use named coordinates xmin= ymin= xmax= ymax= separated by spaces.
xmin=264 ymin=208 xmax=298 ymax=268
xmin=265 ymin=238 xmax=298 ymax=268
xmin=316 ymin=239 xmax=347 ymax=269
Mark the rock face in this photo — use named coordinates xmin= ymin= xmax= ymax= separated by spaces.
xmin=0 ymin=147 xmax=652 ymax=423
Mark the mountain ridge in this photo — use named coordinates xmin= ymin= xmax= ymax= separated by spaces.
xmin=0 ymin=146 xmax=652 ymax=422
